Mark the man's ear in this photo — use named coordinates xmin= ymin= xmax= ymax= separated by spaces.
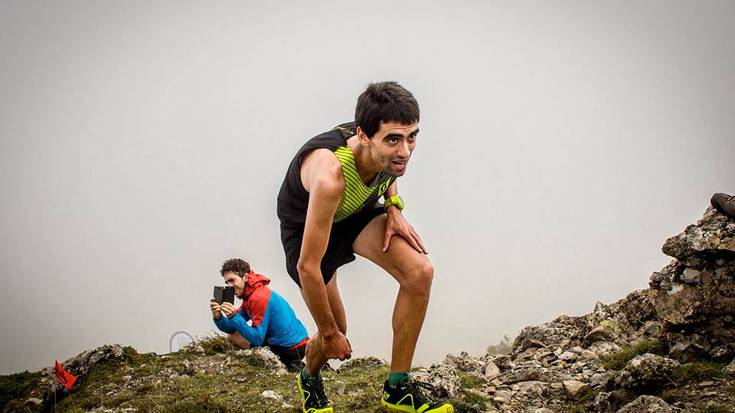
xmin=356 ymin=127 xmax=371 ymax=147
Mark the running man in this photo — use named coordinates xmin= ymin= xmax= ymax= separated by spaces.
xmin=277 ymin=82 xmax=453 ymax=412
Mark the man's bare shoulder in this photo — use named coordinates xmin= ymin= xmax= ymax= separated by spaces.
xmin=300 ymin=148 xmax=344 ymax=195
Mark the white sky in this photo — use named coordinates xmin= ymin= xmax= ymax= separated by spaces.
xmin=1 ymin=1 xmax=734 ymax=374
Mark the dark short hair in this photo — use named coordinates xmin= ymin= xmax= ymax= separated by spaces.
xmin=355 ymin=81 xmax=419 ymax=138
xmin=220 ymin=258 xmax=251 ymax=278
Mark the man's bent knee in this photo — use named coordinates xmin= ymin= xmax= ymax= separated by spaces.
xmin=400 ymin=260 xmax=434 ymax=297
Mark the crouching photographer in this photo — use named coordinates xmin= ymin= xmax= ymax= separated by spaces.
xmin=210 ymin=258 xmax=309 ymax=372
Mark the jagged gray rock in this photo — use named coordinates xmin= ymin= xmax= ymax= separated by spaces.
xmin=412 ymin=362 xmax=462 ymax=399
xmin=616 ymin=395 xmax=674 ymax=413
xmin=444 ymin=351 xmax=485 ymax=373
xmin=484 ymin=361 xmax=501 ymax=380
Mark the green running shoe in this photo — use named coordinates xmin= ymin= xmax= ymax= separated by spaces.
xmin=381 ymin=379 xmax=454 ymax=412
xmin=296 ymin=370 xmax=333 ymax=413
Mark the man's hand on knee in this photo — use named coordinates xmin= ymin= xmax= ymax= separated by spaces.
xmin=321 ymin=331 xmax=352 ymax=361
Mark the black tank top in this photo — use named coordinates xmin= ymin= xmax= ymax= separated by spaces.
xmin=277 ymin=122 xmax=395 ymax=226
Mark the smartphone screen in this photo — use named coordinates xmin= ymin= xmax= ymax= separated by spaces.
xmin=223 ymin=286 xmax=235 ymax=304
xmin=213 ymin=286 xmax=224 ymax=304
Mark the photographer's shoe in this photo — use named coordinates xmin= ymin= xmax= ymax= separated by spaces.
xmin=711 ymin=192 xmax=735 ymax=219
xmin=381 ymin=379 xmax=454 ymax=412
xmin=296 ymin=369 xmax=332 ymax=413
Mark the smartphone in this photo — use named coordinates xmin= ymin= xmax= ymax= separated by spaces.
xmin=213 ymin=286 xmax=236 ymax=304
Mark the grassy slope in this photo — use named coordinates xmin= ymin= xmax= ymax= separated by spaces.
xmin=9 ymin=340 xmax=482 ymax=413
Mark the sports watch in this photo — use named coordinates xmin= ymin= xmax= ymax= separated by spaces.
xmin=384 ymin=195 xmax=405 ymax=211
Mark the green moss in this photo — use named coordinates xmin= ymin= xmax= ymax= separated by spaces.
xmin=0 ymin=370 xmax=43 ymax=410
xmin=670 ymin=362 xmax=725 ymax=384
xmin=457 ymin=371 xmax=486 ymax=390
xmin=601 ymin=339 xmax=665 ymax=370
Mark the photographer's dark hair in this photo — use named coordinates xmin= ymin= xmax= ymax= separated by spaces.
xmin=355 ymin=81 xmax=419 ymax=138
xmin=220 ymin=258 xmax=251 ymax=278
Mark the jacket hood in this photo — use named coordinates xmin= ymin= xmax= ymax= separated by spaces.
xmin=241 ymin=272 xmax=270 ymax=299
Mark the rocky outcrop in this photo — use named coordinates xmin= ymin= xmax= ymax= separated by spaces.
xmin=512 ymin=289 xmax=661 ymax=360
xmin=431 ymin=202 xmax=735 ymax=412
xmin=649 ymin=207 xmax=735 ymax=362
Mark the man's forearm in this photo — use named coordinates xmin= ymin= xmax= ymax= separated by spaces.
xmin=229 ymin=313 xmax=266 ymax=346
xmin=298 ymin=265 xmax=340 ymax=336
xmin=214 ymin=316 xmax=235 ymax=334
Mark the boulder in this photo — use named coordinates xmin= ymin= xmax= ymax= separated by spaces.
xmin=606 ymin=354 xmax=679 ymax=393
xmin=484 ymin=361 xmax=501 ymax=380
xmin=616 ymin=395 xmax=674 ymax=413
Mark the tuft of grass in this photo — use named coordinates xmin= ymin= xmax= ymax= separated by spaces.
xmin=457 ymin=371 xmax=486 ymax=390
xmin=670 ymin=362 xmax=725 ymax=384
xmin=195 ymin=335 xmax=234 ymax=356
xmin=601 ymin=339 xmax=665 ymax=370
xmin=445 ymin=396 xmax=485 ymax=413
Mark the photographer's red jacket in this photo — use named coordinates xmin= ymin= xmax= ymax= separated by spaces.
xmin=213 ymin=272 xmax=308 ymax=348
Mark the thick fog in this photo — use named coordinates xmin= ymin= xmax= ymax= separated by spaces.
xmin=1 ymin=1 xmax=734 ymax=374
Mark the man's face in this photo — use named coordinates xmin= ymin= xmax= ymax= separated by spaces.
xmin=222 ymin=271 xmax=246 ymax=297
xmin=360 ymin=121 xmax=419 ymax=177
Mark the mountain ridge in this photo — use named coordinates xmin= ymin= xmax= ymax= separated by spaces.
xmin=2 ymin=199 xmax=734 ymax=413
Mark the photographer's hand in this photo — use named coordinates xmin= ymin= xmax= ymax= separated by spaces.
xmin=209 ymin=299 xmax=222 ymax=320
xmin=221 ymin=302 xmax=238 ymax=318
